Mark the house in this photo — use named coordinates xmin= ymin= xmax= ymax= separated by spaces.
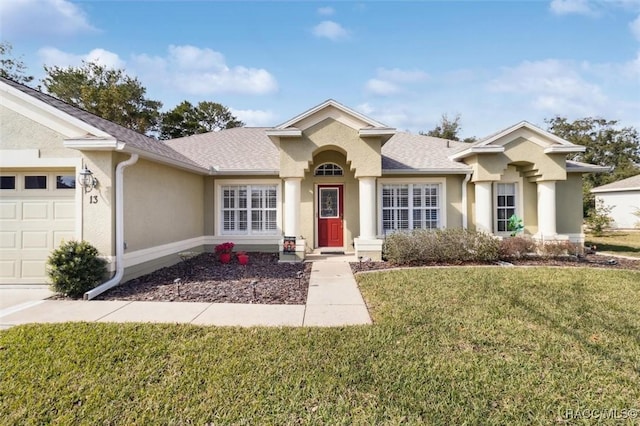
xmin=591 ymin=174 xmax=640 ymax=229
xmin=0 ymin=77 xmax=605 ymax=296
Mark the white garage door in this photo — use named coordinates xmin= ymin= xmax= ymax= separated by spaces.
xmin=0 ymin=171 xmax=77 ymax=284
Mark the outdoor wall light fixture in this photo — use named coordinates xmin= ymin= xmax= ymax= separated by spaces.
xmin=78 ymin=166 xmax=98 ymax=193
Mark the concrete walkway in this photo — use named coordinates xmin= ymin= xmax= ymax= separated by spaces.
xmin=0 ymin=255 xmax=371 ymax=329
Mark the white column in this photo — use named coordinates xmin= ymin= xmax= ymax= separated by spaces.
xmin=475 ymin=181 xmax=493 ymax=234
xmin=283 ymin=177 xmax=301 ymax=237
xmin=537 ymin=180 xmax=557 ymax=238
xmin=358 ymin=177 xmax=377 ymax=239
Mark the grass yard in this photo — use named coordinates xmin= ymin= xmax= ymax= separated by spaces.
xmin=1 ymin=267 xmax=639 ymax=424
xmin=586 ymin=230 xmax=640 ymax=258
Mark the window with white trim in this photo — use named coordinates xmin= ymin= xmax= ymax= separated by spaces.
xmin=314 ymin=163 xmax=343 ymax=176
xmin=221 ymin=184 xmax=277 ymax=235
xmin=382 ymin=183 xmax=441 ymax=232
xmin=496 ymin=183 xmax=516 ymax=232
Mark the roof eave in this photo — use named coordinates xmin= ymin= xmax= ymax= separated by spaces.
xmin=209 ymin=168 xmax=280 ymax=176
xmin=65 ymin=139 xmax=209 ymax=174
xmin=544 ymin=145 xmax=586 ymax=154
xmin=265 ymin=128 xmax=302 ymax=137
xmin=382 ymin=168 xmax=473 ymax=175
xmin=592 ymin=187 xmax=640 ymax=193
xmin=449 ymin=146 xmax=505 ymax=161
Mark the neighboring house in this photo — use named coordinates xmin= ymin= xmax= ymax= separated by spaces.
xmin=0 ymin=77 xmax=606 ymax=293
xmin=592 ymin=174 xmax=640 ymax=229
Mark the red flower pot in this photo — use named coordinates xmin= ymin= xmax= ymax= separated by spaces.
xmin=237 ymin=254 xmax=249 ymax=265
xmin=219 ymin=253 xmax=232 ymax=264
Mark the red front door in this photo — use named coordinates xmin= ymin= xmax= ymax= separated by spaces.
xmin=318 ymin=185 xmax=343 ymax=247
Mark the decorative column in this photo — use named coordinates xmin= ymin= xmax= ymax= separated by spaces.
xmin=283 ymin=177 xmax=301 ymax=237
xmin=354 ymin=176 xmax=383 ymax=260
xmin=537 ymin=180 xmax=557 ymax=239
xmin=281 ymin=177 xmax=305 ymax=262
xmin=358 ymin=177 xmax=377 ymax=239
xmin=474 ymin=181 xmax=493 ymax=234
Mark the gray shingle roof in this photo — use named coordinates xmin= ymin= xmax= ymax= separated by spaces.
xmin=165 ymin=127 xmax=280 ymax=172
xmin=382 ymin=133 xmax=471 ymax=171
xmin=1 ymin=77 xmax=204 ymax=171
xmin=592 ymin=173 xmax=640 ymax=192
xmin=165 ymin=127 xmax=471 ymax=173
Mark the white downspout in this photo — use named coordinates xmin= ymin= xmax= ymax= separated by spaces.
xmin=84 ymin=153 xmax=139 ymax=300
xmin=461 ymin=172 xmax=472 ymax=229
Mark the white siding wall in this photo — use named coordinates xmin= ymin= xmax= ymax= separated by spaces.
xmin=596 ymin=191 xmax=640 ymax=229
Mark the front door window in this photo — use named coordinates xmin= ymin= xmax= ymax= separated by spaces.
xmin=319 ymin=188 xmax=339 ymax=218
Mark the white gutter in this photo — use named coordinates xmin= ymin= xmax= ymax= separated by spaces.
xmin=461 ymin=172 xmax=472 ymax=229
xmin=84 ymin=153 xmax=139 ymax=300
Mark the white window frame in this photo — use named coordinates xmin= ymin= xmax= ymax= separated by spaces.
xmin=216 ymin=180 xmax=281 ymax=237
xmin=314 ymin=162 xmax=344 ymax=176
xmin=493 ymin=181 xmax=523 ymax=235
xmin=377 ymin=178 xmax=446 ymax=236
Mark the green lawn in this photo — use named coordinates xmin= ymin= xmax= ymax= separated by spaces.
xmin=1 ymin=267 xmax=639 ymax=424
xmin=586 ymin=230 xmax=640 ymax=258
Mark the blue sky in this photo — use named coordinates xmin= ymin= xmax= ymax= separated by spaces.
xmin=2 ymin=0 xmax=639 ymax=138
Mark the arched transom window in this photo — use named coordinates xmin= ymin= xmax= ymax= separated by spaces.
xmin=314 ymin=163 xmax=344 ymax=176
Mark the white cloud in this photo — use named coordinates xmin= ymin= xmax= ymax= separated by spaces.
xmin=549 ymin=0 xmax=597 ymax=16
xmin=230 ymin=108 xmax=277 ymax=127
xmin=365 ymin=67 xmax=429 ymax=96
xmin=38 ymin=47 xmax=125 ymax=69
xmin=0 ymin=0 xmax=97 ymax=39
xmin=630 ymin=14 xmax=640 ymax=41
xmin=489 ymin=59 xmax=607 ymax=116
xmin=365 ymin=79 xmax=400 ymax=96
xmin=312 ymin=20 xmax=349 ymax=41
xmin=317 ymin=6 xmax=335 ymax=16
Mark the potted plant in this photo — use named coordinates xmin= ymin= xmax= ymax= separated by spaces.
xmin=215 ymin=242 xmax=235 ymax=264
xmin=237 ymin=251 xmax=249 ymax=265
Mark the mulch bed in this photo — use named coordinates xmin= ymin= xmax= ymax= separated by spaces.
xmin=96 ymin=252 xmax=310 ymax=305
xmin=350 ymin=253 xmax=640 ymax=274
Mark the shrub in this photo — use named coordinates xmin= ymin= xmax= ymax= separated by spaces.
xmin=585 ymin=199 xmax=613 ymax=236
xmin=382 ymin=228 xmax=500 ymax=265
xmin=539 ymin=240 xmax=580 ymax=258
xmin=47 ymin=240 xmax=108 ymax=298
xmin=499 ymin=236 xmax=536 ymax=259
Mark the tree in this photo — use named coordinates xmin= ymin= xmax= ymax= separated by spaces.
xmin=420 ymin=113 xmax=476 ymax=142
xmin=0 ymin=42 xmax=34 ymax=84
xmin=546 ymin=116 xmax=640 ymax=215
xmin=159 ymin=100 xmax=244 ymax=139
xmin=43 ymin=61 xmax=162 ymax=135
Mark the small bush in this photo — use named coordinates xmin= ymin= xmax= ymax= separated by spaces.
xmin=539 ymin=240 xmax=580 ymax=258
xmin=382 ymin=228 xmax=500 ymax=265
xmin=585 ymin=199 xmax=613 ymax=236
xmin=499 ymin=236 xmax=537 ymax=259
xmin=47 ymin=240 xmax=107 ymax=298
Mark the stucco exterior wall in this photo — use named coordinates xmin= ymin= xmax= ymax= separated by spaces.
xmin=123 ymin=158 xmax=204 ymax=252
xmin=465 ymin=136 xmax=567 ymax=183
xmin=278 ymin=119 xmax=382 ymax=178
xmin=0 ymin=105 xmax=79 ymax=159
xmin=82 ymin=151 xmax=116 ymax=258
xmin=596 ymin=191 xmax=640 ymax=229
xmin=556 ymin=173 xmax=584 ymax=235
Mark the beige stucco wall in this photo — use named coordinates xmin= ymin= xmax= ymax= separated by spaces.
xmin=277 ymin=118 xmax=382 ymax=178
xmin=466 ymin=137 xmax=567 ymax=183
xmin=82 ymin=151 xmax=116 ymax=258
xmin=123 ymin=157 xmax=204 ymax=252
xmin=0 ymin=105 xmax=80 ymax=158
xmin=556 ymin=173 xmax=583 ymax=235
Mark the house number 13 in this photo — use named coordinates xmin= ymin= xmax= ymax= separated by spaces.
xmin=89 ymin=195 xmax=98 ymax=204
